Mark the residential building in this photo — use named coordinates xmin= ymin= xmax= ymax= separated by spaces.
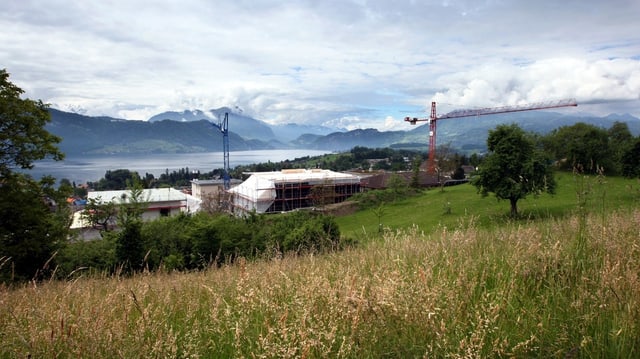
xmin=70 ymin=188 xmax=195 ymax=240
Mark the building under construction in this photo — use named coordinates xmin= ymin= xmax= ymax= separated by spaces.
xmin=228 ymin=169 xmax=361 ymax=214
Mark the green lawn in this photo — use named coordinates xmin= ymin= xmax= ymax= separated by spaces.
xmin=336 ymin=172 xmax=640 ymax=240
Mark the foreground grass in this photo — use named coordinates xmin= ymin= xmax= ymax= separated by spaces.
xmin=2 ymin=208 xmax=639 ymax=357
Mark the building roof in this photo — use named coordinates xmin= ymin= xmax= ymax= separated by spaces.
xmin=88 ymin=188 xmax=187 ymax=204
xmin=191 ymin=179 xmax=242 ymax=186
xmin=241 ymin=168 xmax=360 ymax=185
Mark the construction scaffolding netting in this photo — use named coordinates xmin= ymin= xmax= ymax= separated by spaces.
xmin=228 ymin=169 xmax=361 ymax=214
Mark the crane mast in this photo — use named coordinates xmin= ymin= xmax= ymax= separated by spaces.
xmin=405 ymin=99 xmax=577 ymax=175
xmin=212 ymin=112 xmax=230 ymax=190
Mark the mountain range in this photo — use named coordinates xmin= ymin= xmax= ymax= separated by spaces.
xmin=46 ymin=108 xmax=640 ymax=156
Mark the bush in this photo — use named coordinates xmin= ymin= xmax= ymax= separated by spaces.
xmin=57 ymin=237 xmax=117 ymax=277
xmin=141 ymin=213 xmax=193 ymax=270
xmin=56 ymin=210 xmax=345 ymax=275
xmin=281 ymin=212 xmax=341 ymax=253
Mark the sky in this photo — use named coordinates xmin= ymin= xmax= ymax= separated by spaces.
xmin=2 ymin=0 xmax=640 ymax=131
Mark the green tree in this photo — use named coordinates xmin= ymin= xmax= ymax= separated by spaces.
xmin=91 ymin=169 xmax=142 ymax=190
xmin=387 ymin=173 xmax=408 ymax=201
xmin=410 ymin=156 xmax=422 ymax=189
xmin=435 ymin=143 xmax=456 ymax=174
xmin=544 ymin=122 xmax=612 ymax=173
xmin=116 ymin=179 xmax=147 ymax=227
xmin=140 ymin=213 xmax=192 ymax=271
xmin=73 ymin=185 xmax=88 ymax=198
xmin=0 ymin=69 xmax=69 ymax=281
xmin=472 ymin=124 xmax=556 ymax=217
xmin=0 ymin=70 xmax=64 ymax=177
xmin=469 ymin=153 xmax=481 ymax=168
xmin=608 ymin=122 xmax=635 ymax=174
xmin=82 ymin=196 xmax=118 ymax=233
xmin=114 ymin=179 xmax=147 ymax=272
xmin=621 ymin=137 xmax=640 ymax=178
xmin=451 ymin=167 xmax=466 ymax=180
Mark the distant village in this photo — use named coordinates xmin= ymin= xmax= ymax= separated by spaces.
xmin=69 ymin=155 xmax=474 ymax=240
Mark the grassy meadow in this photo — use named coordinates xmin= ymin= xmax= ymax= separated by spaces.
xmin=336 ymin=172 xmax=639 ymax=238
xmin=1 ymin=173 xmax=640 ymax=357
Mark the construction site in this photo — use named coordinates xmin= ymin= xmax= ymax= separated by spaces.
xmin=207 ymin=99 xmax=577 ymax=215
xmin=227 ymin=169 xmax=361 ymax=214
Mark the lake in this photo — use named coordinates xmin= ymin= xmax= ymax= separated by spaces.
xmin=28 ymin=149 xmax=331 ymax=183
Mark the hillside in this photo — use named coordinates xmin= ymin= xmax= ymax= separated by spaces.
xmin=46 ymin=109 xmax=277 ymax=155
xmin=149 ymin=107 xmax=278 ymax=140
xmin=46 ymin=108 xmax=640 ymax=155
xmin=2 ymin=174 xmax=638 ymax=357
xmin=432 ymin=111 xmax=640 ymax=152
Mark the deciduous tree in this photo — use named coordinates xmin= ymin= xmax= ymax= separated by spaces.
xmin=0 ymin=69 xmax=69 ymax=281
xmin=83 ymin=197 xmax=118 ymax=232
xmin=114 ymin=178 xmax=148 ymax=273
xmin=472 ymin=124 xmax=556 ymax=217
xmin=621 ymin=137 xmax=640 ymax=178
xmin=608 ymin=122 xmax=635 ymax=174
xmin=544 ymin=122 xmax=613 ymax=173
xmin=0 ymin=71 xmax=64 ymax=177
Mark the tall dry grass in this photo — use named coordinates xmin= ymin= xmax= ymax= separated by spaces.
xmin=1 ymin=209 xmax=639 ymax=358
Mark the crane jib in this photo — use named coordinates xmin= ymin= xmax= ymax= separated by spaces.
xmin=441 ymin=99 xmax=578 ymax=119
xmin=404 ymin=98 xmax=578 ymax=176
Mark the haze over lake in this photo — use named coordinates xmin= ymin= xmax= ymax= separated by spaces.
xmin=29 ymin=150 xmax=330 ymax=184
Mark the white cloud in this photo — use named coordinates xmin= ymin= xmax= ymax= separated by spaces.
xmin=1 ymin=0 xmax=639 ymax=129
xmin=432 ymin=58 xmax=640 ymax=115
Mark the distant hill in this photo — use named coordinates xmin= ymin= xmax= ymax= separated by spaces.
xmin=302 ymin=128 xmax=406 ymax=152
xmin=304 ymin=110 xmax=640 ymax=152
xmin=269 ymin=123 xmax=338 ymax=142
xmin=47 ymin=108 xmax=640 ymax=155
xmin=46 ymin=109 xmax=277 ymax=155
xmin=148 ymin=109 xmax=210 ymax=123
xmin=413 ymin=111 xmax=640 ymax=153
xmin=149 ymin=107 xmax=276 ymax=141
xmin=149 ymin=108 xmax=338 ymax=143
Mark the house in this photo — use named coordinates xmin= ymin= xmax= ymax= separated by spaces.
xmin=460 ymin=165 xmax=476 ymax=178
xmin=191 ymin=178 xmax=242 ymax=200
xmin=70 ymin=188 xmax=195 ymax=240
xmin=87 ymin=188 xmax=189 ymax=220
xmin=228 ymin=169 xmax=361 ymax=214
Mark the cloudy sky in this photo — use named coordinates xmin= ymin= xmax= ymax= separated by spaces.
xmin=2 ymin=0 xmax=639 ymax=130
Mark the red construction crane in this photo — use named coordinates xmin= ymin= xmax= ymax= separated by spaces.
xmin=405 ymin=98 xmax=578 ymax=174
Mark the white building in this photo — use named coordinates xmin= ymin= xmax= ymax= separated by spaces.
xmin=228 ymin=169 xmax=361 ymax=214
xmin=190 ymin=178 xmax=241 ymax=200
xmin=87 ymin=188 xmax=189 ymax=220
xmin=71 ymin=188 xmax=196 ymax=240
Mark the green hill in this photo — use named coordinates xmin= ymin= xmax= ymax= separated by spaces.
xmin=336 ymin=173 xmax=638 ymax=238
xmin=46 ymin=109 xmax=277 ymax=155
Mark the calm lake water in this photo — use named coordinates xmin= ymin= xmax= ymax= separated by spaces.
xmin=28 ymin=149 xmax=330 ymax=183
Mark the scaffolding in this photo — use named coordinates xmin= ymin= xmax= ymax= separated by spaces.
xmin=228 ymin=169 xmax=361 ymax=214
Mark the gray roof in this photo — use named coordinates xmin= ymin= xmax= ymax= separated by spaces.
xmin=88 ymin=188 xmax=187 ymax=204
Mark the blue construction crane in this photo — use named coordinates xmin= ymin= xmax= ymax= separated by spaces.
xmin=212 ymin=112 xmax=230 ymax=189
